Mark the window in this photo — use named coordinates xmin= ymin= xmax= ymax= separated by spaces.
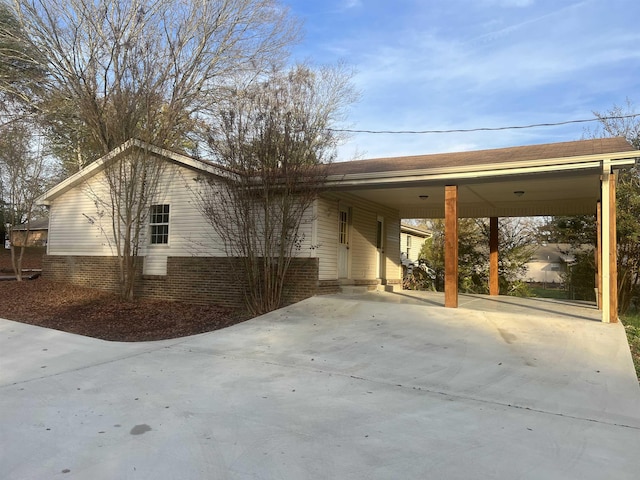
xmin=339 ymin=210 xmax=349 ymax=245
xmin=150 ymin=204 xmax=170 ymax=244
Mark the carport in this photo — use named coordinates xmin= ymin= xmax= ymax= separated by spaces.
xmin=326 ymin=137 xmax=639 ymax=323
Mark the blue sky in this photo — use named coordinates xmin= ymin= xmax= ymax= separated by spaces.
xmin=283 ymin=0 xmax=640 ymax=160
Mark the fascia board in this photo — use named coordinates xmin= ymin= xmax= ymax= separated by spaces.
xmin=35 ymin=142 xmax=129 ymax=205
xmin=121 ymin=139 xmax=237 ymax=180
xmin=401 ymin=225 xmax=431 ymax=237
xmin=37 ymin=139 xmax=235 ymax=205
xmin=326 ymin=161 xmax=603 ymax=188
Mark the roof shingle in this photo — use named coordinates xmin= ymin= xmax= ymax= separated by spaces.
xmin=328 ymin=137 xmax=635 ymax=175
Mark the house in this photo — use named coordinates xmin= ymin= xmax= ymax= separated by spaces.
xmin=400 ymin=223 xmax=431 ymax=264
xmin=37 ymin=140 xmax=403 ymax=308
xmin=10 ymin=218 xmax=49 ymax=248
xmin=524 ymin=243 xmax=575 ymax=284
xmin=37 ymin=137 xmax=638 ymax=322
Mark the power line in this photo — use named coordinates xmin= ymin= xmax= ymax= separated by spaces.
xmin=327 ymin=113 xmax=640 ymax=135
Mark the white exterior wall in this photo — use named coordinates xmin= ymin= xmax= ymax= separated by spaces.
xmin=46 ymin=152 xmax=399 ymax=282
xmin=523 ymin=261 xmax=564 ymax=284
xmin=47 ymin=159 xmax=317 ymax=275
xmin=144 ymin=164 xmax=226 ymax=258
xmin=400 ymin=231 xmax=428 ymax=263
xmin=46 ymin=162 xmax=227 ymax=261
xmin=316 ymin=192 xmax=401 ymax=283
xmin=316 ymin=196 xmax=339 ymax=280
xmin=47 ymin=172 xmax=114 ymax=256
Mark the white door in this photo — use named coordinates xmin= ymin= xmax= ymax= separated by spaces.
xmin=376 ymin=216 xmax=385 ymax=279
xmin=338 ymin=206 xmax=350 ymax=278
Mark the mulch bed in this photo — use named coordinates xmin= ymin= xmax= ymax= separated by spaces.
xmin=0 ymin=246 xmax=45 ymax=272
xmin=0 ymin=277 xmax=250 ymax=342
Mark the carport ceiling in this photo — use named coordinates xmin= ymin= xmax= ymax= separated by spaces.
xmin=340 ymin=170 xmax=601 ymax=218
xmin=325 ymin=138 xmax=638 ymax=218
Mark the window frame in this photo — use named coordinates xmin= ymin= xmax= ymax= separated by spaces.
xmin=149 ymin=204 xmax=170 ymax=246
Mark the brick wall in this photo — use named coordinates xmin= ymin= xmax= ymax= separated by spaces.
xmin=43 ymin=255 xmax=122 ymax=292
xmin=42 ymin=255 xmax=319 ymax=308
xmin=317 ymin=280 xmax=341 ymax=295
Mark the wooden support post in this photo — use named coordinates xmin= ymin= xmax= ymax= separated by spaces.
xmin=609 ymin=171 xmax=618 ymax=323
xmin=596 ymin=201 xmax=602 ymax=311
xmin=602 ymin=171 xmax=611 ymax=323
xmin=489 ymin=217 xmax=499 ymax=296
xmin=601 ymin=167 xmax=619 ymax=323
xmin=445 ymin=185 xmax=458 ymax=308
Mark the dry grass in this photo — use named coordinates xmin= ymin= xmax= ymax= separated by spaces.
xmin=621 ymin=311 xmax=640 ymax=383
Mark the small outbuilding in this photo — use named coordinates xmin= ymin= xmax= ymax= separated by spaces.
xmin=10 ymin=218 xmax=49 ymax=248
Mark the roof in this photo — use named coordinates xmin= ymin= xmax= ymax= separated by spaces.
xmin=401 ymin=223 xmax=431 ymax=238
xmin=38 ymin=137 xmax=638 ymax=218
xmin=12 ymin=218 xmax=49 ymax=231
xmin=37 ymin=139 xmax=234 ymax=205
xmin=327 ymin=137 xmax=635 ymax=176
xmin=325 ymin=137 xmax=638 ymax=218
xmin=530 ymin=243 xmax=593 ymax=264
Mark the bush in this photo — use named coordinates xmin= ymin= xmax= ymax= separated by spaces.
xmin=402 ymin=267 xmax=436 ymax=291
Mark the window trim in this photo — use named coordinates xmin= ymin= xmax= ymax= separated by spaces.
xmin=149 ymin=204 xmax=170 ymax=246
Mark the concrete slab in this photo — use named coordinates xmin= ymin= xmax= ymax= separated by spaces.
xmin=1 ymin=292 xmax=639 ymax=479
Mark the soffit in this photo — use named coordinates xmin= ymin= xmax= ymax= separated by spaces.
xmin=326 ymin=138 xmax=637 ymax=218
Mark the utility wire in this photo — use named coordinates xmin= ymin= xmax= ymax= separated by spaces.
xmin=327 ymin=113 xmax=640 ymax=135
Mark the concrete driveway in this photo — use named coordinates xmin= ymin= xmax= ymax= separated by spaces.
xmin=1 ymin=292 xmax=639 ymax=479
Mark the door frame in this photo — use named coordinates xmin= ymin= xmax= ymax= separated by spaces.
xmin=338 ymin=205 xmax=351 ymax=279
xmin=376 ymin=215 xmax=385 ymax=280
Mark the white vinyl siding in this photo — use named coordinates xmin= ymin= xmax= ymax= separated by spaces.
xmin=47 ymin=160 xmax=318 ymax=262
xmin=47 ymin=161 xmax=228 ymax=257
xmin=145 ymin=164 xmax=226 ymax=257
xmin=47 ymin=174 xmax=113 ymax=256
xmin=316 ymin=192 xmax=401 ymax=283
xmin=400 ymin=231 xmax=429 ymax=263
xmin=316 ymin=196 xmax=339 ymax=280
xmin=46 ymin=152 xmax=401 ymax=283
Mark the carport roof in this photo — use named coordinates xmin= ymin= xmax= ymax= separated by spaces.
xmin=328 ymin=137 xmax=635 ymax=175
xmin=325 ymin=137 xmax=638 ymax=218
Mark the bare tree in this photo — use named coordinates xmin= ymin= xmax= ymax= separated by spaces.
xmin=0 ymin=1 xmax=44 ymax=119
xmin=419 ymin=217 xmax=537 ymax=295
xmin=478 ymin=217 xmax=538 ymax=295
xmin=82 ymin=141 xmax=167 ymax=300
xmin=194 ymin=63 xmax=357 ymax=314
xmin=0 ymin=120 xmax=50 ymax=280
xmin=4 ymin=0 xmax=299 ymax=164
xmin=1 ymin=0 xmax=299 ymax=300
xmin=585 ymin=99 xmax=640 ymax=313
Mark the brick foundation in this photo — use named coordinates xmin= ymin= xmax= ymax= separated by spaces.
xmin=43 ymin=255 xmax=319 ymax=308
xmin=317 ymin=280 xmax=341 ymax=295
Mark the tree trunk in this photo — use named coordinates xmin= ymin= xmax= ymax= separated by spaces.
xmin=10 ymin=245 xmax=24 ymax=281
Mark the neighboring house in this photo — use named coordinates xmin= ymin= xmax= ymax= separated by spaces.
xmin=10 ymin=218 xmax=49 ymax=247
xmin=523 ymin=243 xmax=589 ymax=285
xmin=400 ymin=223 xmax=431 ymax=264
xmin=37 ymin=140 xmax=402 ymax=307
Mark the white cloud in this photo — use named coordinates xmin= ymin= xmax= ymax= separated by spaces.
xmin=286 ymin=0 xmax=640 ymax=159
xmin=336 ymin=0 xmax=362 ymax=11
xmin=480 ymin=0 xmax=536 ymax=7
